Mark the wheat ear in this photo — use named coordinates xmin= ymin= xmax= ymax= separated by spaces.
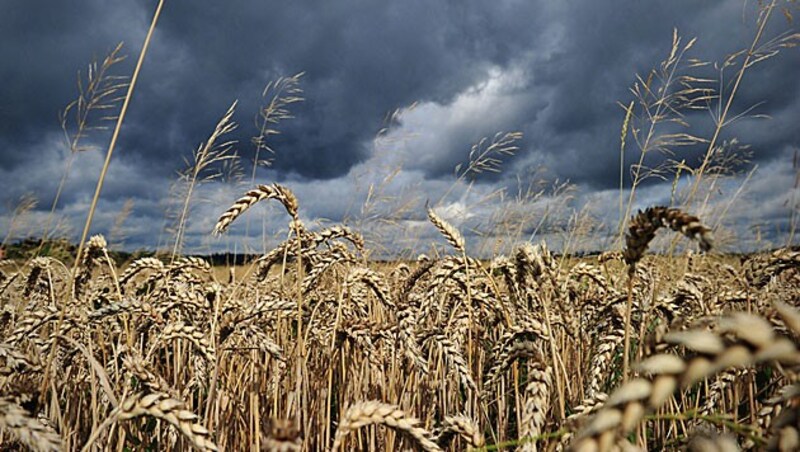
xmin=426 ymin=204 xmax=465 ymax=252
xmin=0 ymin=397 xmax=61 ymax=451
xmin=570 ymin=311 xmax=800 ymax=452
xmin=213 ymin=183 xmax=299 ymax=234
xmin=119 ymin=257 xmax=164 ymax=286
xmin=623 ymin=206 xmax=713 ymax=273
xmin=520 ymin=361 xmax=553 ymax=452
xmin=434 ymin=414 xmax=484 ymax=448
xmin=148 ymin=321 xmax=215 ymax=362
xmin=764 ymin=383 xmax=800 ymax=451
xmin=73 ymin=234 xmax=108 ymax=298
xmin=116 ymin=392 xmax=218 ymax=451
xmin=332 ymin=400 xmax=442 ymax=451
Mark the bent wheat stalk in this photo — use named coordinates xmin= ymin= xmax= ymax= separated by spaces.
xmin=621 ymin=206 xmax=713 ymax=380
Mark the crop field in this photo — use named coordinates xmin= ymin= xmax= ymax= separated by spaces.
xmin=1 ymin=188 xmax=800 ymax=451
xmin=2 ymin=1 xmax=800 ymax=451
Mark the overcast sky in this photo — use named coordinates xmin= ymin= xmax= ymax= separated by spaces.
xmin=1 ymin=0 xmax=799 ymax=256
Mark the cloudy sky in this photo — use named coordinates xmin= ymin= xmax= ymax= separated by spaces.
xmin=1 ymin=0 xmax=798 ymax=256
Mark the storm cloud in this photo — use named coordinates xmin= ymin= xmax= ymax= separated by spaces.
xmin=1 ymin=0 xmax=798 ymax=254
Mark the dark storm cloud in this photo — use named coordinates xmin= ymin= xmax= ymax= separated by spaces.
xmin=136 ymin=0 xmax=554 ymax=179
xmin=1 ymin=1 xmax=145 ymax=158
xmin=510 ymin=1 xmax=799 ymax=190
xmin=1 ymin=0 xmax=798 ymax=251
xmin=1 ymin=0 xmax=553 ymax=179
xmin=552 ymin=1 xmax=799 ymax=189
xmin=366 ymin=1 xmax=800 ymax=192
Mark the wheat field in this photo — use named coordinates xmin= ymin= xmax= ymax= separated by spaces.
xmin=2 ymin=1 xmax=800 ymax=450
xmin=1 ymin=183 xmax=799 ymax=451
